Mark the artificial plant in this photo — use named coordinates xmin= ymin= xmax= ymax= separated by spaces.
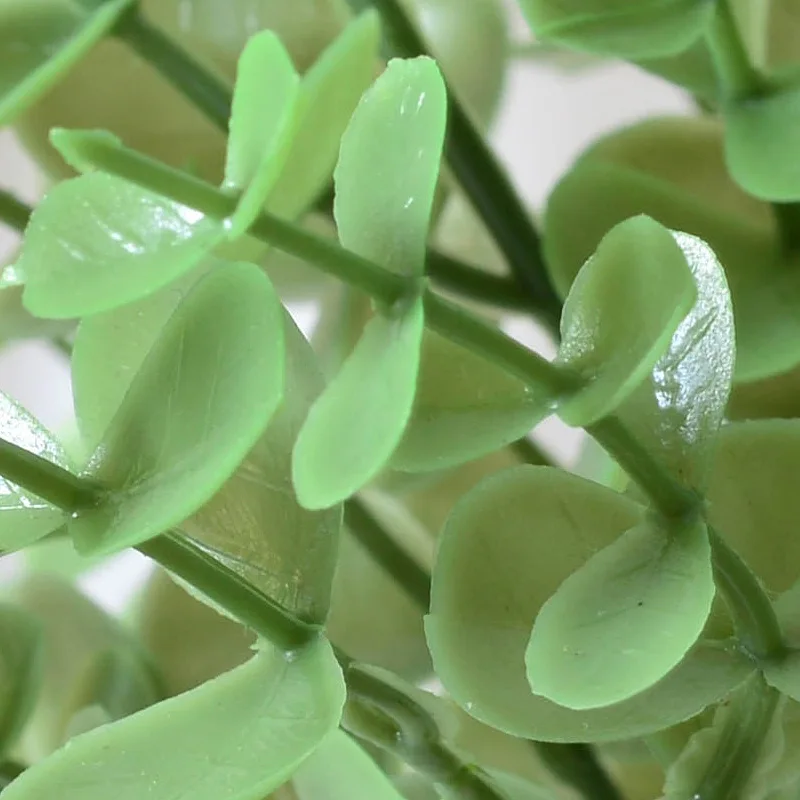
xmin=0 ymin=0 xmax=799 ymax=798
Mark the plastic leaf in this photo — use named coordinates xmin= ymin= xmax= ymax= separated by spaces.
xmin=293 ymin=298 xmax=425 ymax=510
xmin=525 ymin=518 xmax=714 ymax=710
xmin=18 ymin=171 xmax=223 ymax=319
xmin=334 ymin=56 xmax=447 ymax=277
xmin=516 ymin=0 xmax=714 ymax=59
xmin=556 ymin=215 xmax=696 ymax=427
xmin=725 ymin=86 xmax=800 ymax=202
xmin=291 ymin=730 xmax=405 ymax=800
xmin=0 ymin=0 xmax=134 ymax=125
xmin=426 ymin=465 xmax=752 ymax=741
xmin=267 ymin=11 xmax=381 ymax=219
xmin=2 ymin=638 xmax=345 ymax=800
xmin=0 ymin=392 xmax=73 ymax=553
xmin=69 ymin=262 xmax=284 ymax=557
xmin=0 ymin=605 xmax=43 ymax=756
xmin=223 ymin=31 xmax=299 ymax=239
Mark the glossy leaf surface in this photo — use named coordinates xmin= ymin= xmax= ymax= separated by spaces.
xmin=224 ymin=31 xmax=299 ymax=239
xmin=426 ymin=465 xmax=752 ymax=740
xmin=0 ymin=0 xmax=134 ymax=125
xmin=0 ymin=393 xmax=71 ymax=552
xmin=516 ymin=0 xmax=714 ymax=58
xmin=70 ymin=262 xmax=284 ymax=556
xmin=293 ymin=298 xmax=425 ymax=510
xmin=526 ymin=519 xmax=714 ymax=710
xmin=19 ymin=171 xmax=223 ymax=319
xmin=3 ymin=639 xmax=345 ymax=800
xmin=557 ymin=215 xmax=696 ymax=426
xmin=292 ymin=730 xmax=405 ymax=800
xmin=334 ymin=56 xmax=447 ymax=277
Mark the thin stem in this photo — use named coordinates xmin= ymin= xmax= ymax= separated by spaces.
xmin=345 ymin=498 xmax=431 ymax=610
xmin=113 ymin=8 xmax=231 ymax=131
xmin=509 ymin=436 xmax=554 ymax=467
xmin=0 ymin=190 xmax=33 ymax=233
xmin=532 ymin=743 xmax=623 ymax=800
xmin=137 ymin=532 xmax=320 ymax=651
xmin=773 ymin=202 xmax=800 ymax=254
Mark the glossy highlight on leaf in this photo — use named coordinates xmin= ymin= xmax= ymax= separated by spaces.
xmin=293 ymin=298 xmax=425 ymax=510
xmin=69 ymin=262 xmax=285 ymax=557
xmin=525 ymin=518 xmax=714 ymax=710
xmin=334 ymin=56 xmax=447 ymax=277
xmin=556 ymin=215 xmax=696 ymax=427
xmin=2 ymin=638 xmax=346 ymax=800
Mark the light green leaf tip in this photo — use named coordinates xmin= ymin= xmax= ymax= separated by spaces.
xmin=525 ymin=518 xmax=715 ymax=711
xmin=224 ymin=30 xmax=300 ymax=239
xmin=334 ymin=55 xmax=447 ymax=277
xmin=557 ymin=215 xmax=696 ymax=427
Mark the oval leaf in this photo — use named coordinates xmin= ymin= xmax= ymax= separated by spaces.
xmin=19 ymin=170 xmax=223 ymax=319
xmin=525 ymin=519 xmax=714 ymax=710
xmin=293 ymin=298 xmax=425 ymax=510
xmin=69 ymin=262 xmax=285 ymax=557
xmin=2 ymin=638 xmax=345 ymax=800
xmin=334 ymin=56 xmax=447 ymax=277
xmin=556 ymin=215 xmax=696 ymax=426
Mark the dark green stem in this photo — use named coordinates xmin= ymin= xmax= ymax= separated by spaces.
xmin=344 ymin=498 xmax=430 ymax=610
xmin=509 ymin=436 xmax=554 ymax=467
xmin=532 ymin=743 xmax=623 ymax=800
xmin=0 ymin=190 xmax=33 ymax=233
xmin=113 ymin=8 xmax=231 ymax=131
xmin=0 ymin=760 xmax=26 ymax=789
xmin=354 ymin=0 xmax=562 ymax=330
xmin=137 ymin=532 xmax=320 ymax=652
xmin=773 ymin=202 xmax=800 ymax=254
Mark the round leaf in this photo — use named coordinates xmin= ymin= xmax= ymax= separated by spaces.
xmin=0 ymin=0 xmax=135 ymax=125
xmin=516 ymin=0 xmax=714 ymax=59
xmin=334 ymin=56 xmax=447 ymax=277
xmin=556 ymin=215 xmax=696 ymax=426
xmin=19 ymin=170 xmax=223 ymax=319
xmin=2 ymin=638 xmax=345 ymax=800
xmin=293 ymin=298 xmax=425 ymax=510
xmin=525 ymin=519 xmax=714 ymax=710
xmin=69 ymin=262 xmax=285 ymax=557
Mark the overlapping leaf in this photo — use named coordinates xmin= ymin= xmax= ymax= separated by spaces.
xmin=2 ymin=638 xmax=345 ymax=800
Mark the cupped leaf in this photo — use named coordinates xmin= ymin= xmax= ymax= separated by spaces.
xmin=69 ymin=261 xmax=285 ymax=557
xmin=223 ymin=31 xmax=299 ymax=239
xmin=426 ymin=465 xmax=752 ymax=741
xmin=267 ymin=11 xmax=381 ymax=220
xmin=636 ymin=39 xmax=719 ymax=103
xmin=516 ymin=0 xmax=714 ymax=59
xmin=542 ymin=116 xmax=790 ymax=383
xmin=334 ymin=56 xmax=447 ymax=277
xmin=0 ymin=392 xmax=72 ymax=553
xmin=525 ymin=519 xmax=714 ymax=710
xmin=2 ymin=638 xmax=345 ymax=800
xmin=18 ymin=169 xmax=223 ymax=319
xmin=291 ymin=729 xmax=405 ymax=800
xmin=293 ymin=298 xmax=425 ymax=510
xmin=725 ymin=86 xmax=800 ymax=202
xmin=556 ymin=215 xmax=696 ymax=427
xmin=0 ymin=0 xmax=134 ymax=125
xmin=0 ymin=606 xmax=43 ymax=756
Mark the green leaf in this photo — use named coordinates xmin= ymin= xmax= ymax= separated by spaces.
xmin=556 ymin=215 xmax=696 ymax=427
xmin=764 ymin=583 xmax=800 ymax=702
xmin=292 ymin=730 xmax=406 ymax=800
xmin=635 ymin=39 xmax=719 ymax=103
xmin=69 ymin=261 xmax=285 ymax=557
xmin=18 ymin=170 xmax=223 ymax=319
xmin=268 ymin=11 xmax=381 ymax=220
xmin=0 ymin=605 xmax=43 ymax=756
xmin=2 ymin=638 xmax=345 ymax=800
xmin=0 ymin=0 xmax=134 ymax=125
xmin=334 ymin=56 xmax=447 ymax=277
xmin=426 ymin=465 xmax=752 ymax=741
xmin=525 ymin=519 xmax=714 ymax=710
xmin=0 ymin=392 xmax=71 ymax=553
xmin=516 ymin=0 xmax=714 ymax=59
xmin=223 ymin=31 xmax=299 ymax=239
xmin=542 ymin=116 xmax=791 ymax=383
xmin=725 ymin=86 xmax=800 ymax=201
xmin=293 ymin=298 xmax=425 ymax=510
